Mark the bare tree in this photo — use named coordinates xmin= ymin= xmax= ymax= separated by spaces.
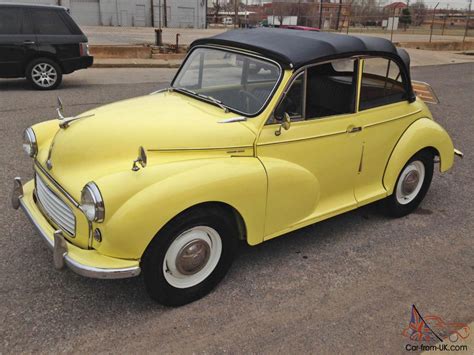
xmin=212 ymin=0 xmax=222 ymax=24
xmin=410 ymin=0 xmax=427 ymax=26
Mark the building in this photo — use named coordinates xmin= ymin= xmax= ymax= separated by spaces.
xmin=383 ymin=1 xmax=408 ymax=17
xmin=1 ymin=0 xmax=207 ymax=28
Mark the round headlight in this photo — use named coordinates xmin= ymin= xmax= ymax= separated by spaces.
xmin=23 ymin=127 xmax=37 ymax=158
xmin=80 ymin=182 xmax=105 ymax=222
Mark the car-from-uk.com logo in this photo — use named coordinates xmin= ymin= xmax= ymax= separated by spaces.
xmin=403 ymin=305 xmax=470 ymax=352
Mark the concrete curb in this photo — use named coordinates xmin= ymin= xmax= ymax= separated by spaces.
xmin=92 ymin=62 xmax=181 ymax=69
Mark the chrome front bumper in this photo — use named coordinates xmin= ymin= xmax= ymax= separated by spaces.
xmin=12 ymin=177 xmax=141 ymax=279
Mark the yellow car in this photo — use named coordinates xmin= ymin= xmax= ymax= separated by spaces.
xmin=12 ymin=29 xmax=462 ymax=306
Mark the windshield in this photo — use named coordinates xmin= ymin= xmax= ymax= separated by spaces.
xmin=173 ymin=47 xmax=281 ymax=116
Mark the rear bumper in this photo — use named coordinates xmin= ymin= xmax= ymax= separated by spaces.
xmin=61 ymin=56 xmax=94 ymax=74
xmin=12 ymin=178 xmax=140 ymax=279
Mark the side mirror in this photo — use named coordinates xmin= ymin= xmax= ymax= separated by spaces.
xmin=275 ymin=113 xmax=291 ymax=136
xmin=132 ymin=146 xmax=147 ymax=171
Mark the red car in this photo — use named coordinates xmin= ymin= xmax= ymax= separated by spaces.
xmin=280 ymin=25 xmax=320 ymax=31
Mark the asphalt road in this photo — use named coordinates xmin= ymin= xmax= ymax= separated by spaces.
xmin=1 ymin=64 xmax=473 ymax=353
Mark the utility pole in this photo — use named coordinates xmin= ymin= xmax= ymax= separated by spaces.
xmin=245 ymin=0 xmax=248 ymax=28
xmin=441 ymin=4 xmax=448 ymax=36
xmin=319 ymin=1 xmax=324 ymax=29
xmin=429 ymin=2 xmax=439 ymax=43
xmin=234 ymin=0 xmax=239 ymax=28
xmin=336 ymin=0 xmax=343 ymax=31
xmin=151 ymin=0 xmax=154 ymax=27
xmin=463 ymin=0 xmax=472 ymax=46
xmin=163 ymin=0 xmax=167 ymax=27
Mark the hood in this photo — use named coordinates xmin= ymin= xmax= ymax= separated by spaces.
xmin=38 ymin=92 xmax=256 ymax=197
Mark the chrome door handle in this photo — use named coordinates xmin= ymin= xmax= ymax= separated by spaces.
xmin=23 ymin=41 xmax=35 ymax=45
xmin=347 ymin=126 xmax=362 ymax=133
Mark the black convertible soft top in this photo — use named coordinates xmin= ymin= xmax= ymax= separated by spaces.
xmin=191 ymin=28 xmax=411 ymax=72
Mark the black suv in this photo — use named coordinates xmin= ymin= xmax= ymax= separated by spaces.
xmin=0 ymin=3 xmax=93 ymax=90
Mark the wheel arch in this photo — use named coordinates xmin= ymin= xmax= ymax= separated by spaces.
xmin=383 ymin=117 xmax=454 ymax=195
xmin=24 ymin=54 xmax=63 ymax=75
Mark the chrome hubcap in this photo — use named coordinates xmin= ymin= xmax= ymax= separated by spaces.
xmin=163 ymin=226 xmax=222 ymax=289
xmin=395 ymin=160 xmax=425 ymax=205
xmin=31 ymin=63 xmax=57 ymax=88
xmin=401 ymin=170 xmax=420 ymax=195
xmin=175 ymin=239 xmax=211 ymax=275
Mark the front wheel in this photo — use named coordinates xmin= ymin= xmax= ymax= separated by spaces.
xmin=383 ymin=150 xmax=434 ymax=218
xmin=142 ymin=207 xmax=238 ymax=306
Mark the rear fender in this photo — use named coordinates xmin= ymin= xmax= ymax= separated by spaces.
xmin=383 ymin=118 xmax=454 ymax=194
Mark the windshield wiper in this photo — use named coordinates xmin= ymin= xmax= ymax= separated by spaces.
xmin=173 ymin=87 xmax=229 ymax=113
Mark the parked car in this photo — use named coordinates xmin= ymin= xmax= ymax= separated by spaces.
xmin=280 ymin=25 xmax=320 ymax=31
xmin=0 ymin=3 xmax=93 ymax=90
xmin=12 ymin=29 xmax=462 ymax=306
xmin=222 ymin=17 xmax=233 ymax=26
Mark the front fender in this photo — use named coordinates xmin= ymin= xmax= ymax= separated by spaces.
xmin=383 ymin=117 xmax=454 ymax=194
xmin=95 ymin=157 xmax=267 ymax=259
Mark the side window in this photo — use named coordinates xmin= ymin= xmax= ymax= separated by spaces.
xmin=305 ymin=59 xmax=357 ymax=119
xmin=274 ymin=72 xmax=304 ymax=121
xmin=0 ymin=7 xmax=21 ymax=35
xmin=359 ymin=57 xmax=407 ymax=110
xmin=33 ymin=10 xmax=72 ymax=35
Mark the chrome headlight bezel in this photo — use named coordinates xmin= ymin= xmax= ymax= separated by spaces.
xmin=80 ymin=182 xmax=105 ymax=223
xmin=23 ymin=127 xmax=37 ymax=158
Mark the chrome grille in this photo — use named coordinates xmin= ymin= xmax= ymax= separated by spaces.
xmin=35 ymin=174 xmax=76 ymax=235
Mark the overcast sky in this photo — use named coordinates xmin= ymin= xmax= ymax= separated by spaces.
xmin=419 ymin=0 xmax=472 ymax=9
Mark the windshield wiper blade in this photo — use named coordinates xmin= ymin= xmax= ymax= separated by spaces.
xmin=173 ymin=87 xmax=229 ymax=113
xmin=198 ymin=94 xmax=229 ymax=113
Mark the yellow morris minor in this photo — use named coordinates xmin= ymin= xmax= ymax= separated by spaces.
xmin=12 ymin=29 xmax=462 ymax=306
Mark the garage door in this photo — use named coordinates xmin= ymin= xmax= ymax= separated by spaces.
xmin=70 ymin=0 xmax=100 ymax=26
xmin=177 ymin=7 xmax=195 ymax=28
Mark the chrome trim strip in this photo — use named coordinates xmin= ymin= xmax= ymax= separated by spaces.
xmin=147 ymin=145 xmax=253 ymax=152
xmin=18 ymin=195 xmax=140 ymax=279
xmin=257 ymin=129 xmax=348 ymax=147
xmin=363 ymin=109 xmax=422 ymax=128
xmin=34 ymin=160 xmax=80 ymax=208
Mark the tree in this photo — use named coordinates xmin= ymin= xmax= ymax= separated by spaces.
xmin=212 ymin=1 xmax=221 ymax=24
xmin=399 ymin=8 xmax=412 ymax=30
xmin=410 ymin=1 xmax=427 ymax=26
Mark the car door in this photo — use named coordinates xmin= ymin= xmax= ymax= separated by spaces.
xmin=257 ymin=59 xmax=363 ymax=239
xmin=0 ymin=6 xmax=36 ymax=78
xmin=354 ymin=57 xmax=422 ymax=204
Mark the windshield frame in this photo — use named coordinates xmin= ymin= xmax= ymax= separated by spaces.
xmin=171 ymin=45 xmax=284 ymax=118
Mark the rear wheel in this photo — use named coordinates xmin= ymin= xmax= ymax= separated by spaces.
xmin=26 ymin=58 xmax=62 ymax=90
xmin=383 ymin=150 xmax=434 ymax=217
xmin=142 ymin=206 xmax=238 ymax=306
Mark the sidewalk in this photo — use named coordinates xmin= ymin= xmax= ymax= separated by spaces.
xmin=93 ymin=58 xmax=182 ymax=68
xmin=92 ymin=49 xmax=474 ymax=69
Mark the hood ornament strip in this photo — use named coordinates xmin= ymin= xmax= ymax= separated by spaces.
xmin=56 ymin=97 xmax=95 ymax=129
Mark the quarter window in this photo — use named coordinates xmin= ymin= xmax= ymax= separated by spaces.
xmin=359 ymin=57 xmax=407 ymax=110
xmin=33 ymin=10 xmax=72 ymax=35
xmin=0 ymin=8 xmax=21 ymax=35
